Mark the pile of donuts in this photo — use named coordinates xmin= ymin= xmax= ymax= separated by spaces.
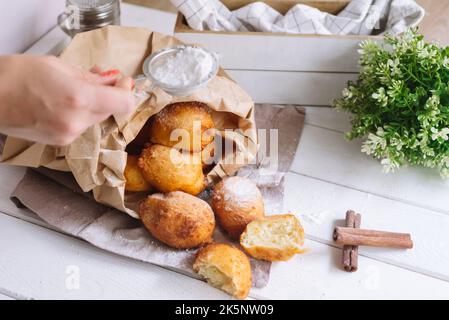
xmin=124 ymin=101 xmax=305 ymax=300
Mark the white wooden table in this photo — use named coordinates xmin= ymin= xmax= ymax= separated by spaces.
xmin=1 ymin=3 xmax=449 ymax=300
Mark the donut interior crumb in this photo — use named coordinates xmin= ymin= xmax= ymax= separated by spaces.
xmin=241 ymin=215 xmax=304 ymax=255
xmin=195 ymin=264 xmax=237 ymax=297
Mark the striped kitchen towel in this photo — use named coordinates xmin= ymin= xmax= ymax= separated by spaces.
xmin=170 ymin=0 xmax=425 ymax=35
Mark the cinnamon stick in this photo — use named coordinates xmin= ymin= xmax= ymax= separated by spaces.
xmin=342 ymin=210 xmax=361 ymax=272
xmin=334 ymin=227 xmax=413 ymax=249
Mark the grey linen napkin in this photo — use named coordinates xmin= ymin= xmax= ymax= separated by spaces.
xmin=6 ymin=105 xmax=305 ymax=289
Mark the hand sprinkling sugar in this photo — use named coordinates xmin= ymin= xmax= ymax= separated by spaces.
xmin=152 ymin=47 xmax=215 ymax=88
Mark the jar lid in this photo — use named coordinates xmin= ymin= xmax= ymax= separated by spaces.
xmin=67 ymin=0 xmax=117 ymax=12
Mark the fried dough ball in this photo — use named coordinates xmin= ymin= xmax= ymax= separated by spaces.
xmin=140 ymin=192 xmax=215 ymax=249
xmin=201 ymin=141 xmax=217 ymax=170
xmin=193 ymin=243 xmax=252 ymax=300
xmin=148 ymin=102 xmax=215 ymax=152
xmin=138 ymin=144 xmax=206 ymax=195
xmin=212 ymin=177 xmax=265 ymax=239
xmin=124 ymin=155 xmax=153 ymax=193
xmin=240 ymin=214 xmax=306 ymax=262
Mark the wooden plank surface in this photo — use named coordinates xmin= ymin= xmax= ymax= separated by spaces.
xmin=3 ymin=107 xmax=449 ymax=299
xmin=292 ymin=124 xmax=449 ymax=215
xmin=0 ymin=166 xmax=51 ymax=228
xmin=4 ymin=108 xmax=448 ymax=285
xmin=2 ymin=190 xmax=449 ymax=300
xmin=285 ymin=107 xmax=449 ymax=281
xmin=2 ymin=1 xmax=449 ymax=300
xmin=302 ymin=106 xmax=352 ymax=133
xmin=174 ymin=30 xmax=370 ymax=72
xmin=227 ymin=70 xmax=357 ymax=105
xmin=284 ymin=171 xmax=449 ymax=281
xmin=0 ymin=213 xmax=233 ymax=300
xmin=121 ymin=2 xmax=178 ymax=34
xmin=254 ymin=240 xmax=449 ymax=300
xmin=0 ymin=293 xmax=14 ymax=300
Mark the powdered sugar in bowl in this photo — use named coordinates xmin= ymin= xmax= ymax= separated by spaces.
xmin=141 ymin=45 xmax=219 ymax=97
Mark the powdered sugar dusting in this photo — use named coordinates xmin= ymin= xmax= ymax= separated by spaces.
xmin=219 ymin=177 xmax=262 ymax=208
xmin=300 ymin=210 xmax=330 ymax=226
xmin=151 ymin=47 xmax=214 ymax=88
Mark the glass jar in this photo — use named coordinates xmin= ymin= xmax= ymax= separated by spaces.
xmin=58 ymin=0 xmax=121 ymax=37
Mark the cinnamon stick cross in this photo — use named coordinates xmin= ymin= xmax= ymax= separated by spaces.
xmin=341 ymin=210 xmax=361 ymax=272
xmin=334 ymin=227 xmax=414 ymax=249
xmin=334 ymin=210 xmax=413 ymax=273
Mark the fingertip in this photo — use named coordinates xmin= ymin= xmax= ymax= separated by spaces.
xmin=100 ymin=69 xmax=120 ymax=77
xmin=91 ymin=73 xmax=120 ymax=86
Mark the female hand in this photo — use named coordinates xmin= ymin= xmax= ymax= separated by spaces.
xmin=0 ymin=55 xmax=135 ymax=146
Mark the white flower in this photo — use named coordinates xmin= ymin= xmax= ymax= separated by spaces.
xmin=425 ymin=94 xmax=440 ymax=110
xmin=431 ymin=128 xmax=449 ymax=141
xmin=419 ymin=138 xmax=435 ymax=156
xmin=418 ymin=48 xmax=429 ymax=59
xmin=391 ymin=139 xmax=404 ymax=151
xmin=381 ymin=158 xmax=399 ymax=173
xmin=441 ymin=156 xmax=449 ymax=167
xmin=418 ymin=47 xmax=438 ymax=62
xmin=404 ymin=30 xmax=415 ymax=42
xmin=372 ymin=87 xmax=388 ymax=107
xmin=362 ymin=131 xmax=387 ymax=156
xmin=410 ymin=139 xmax=420 ymax=149
xmin=358 ymin=40 xmax=377 ymax=54
xmin=342 ymin=87 xmax=353 ymax=99
xmin=387 ymin=58 xmax=401 ymax=76
xmin=376 ymin=127 xmax=385 ymax=136
xmin=440 ymin=167 xmax=449 ymax=179
xmin=372 ymin=87 xmax=384 ymax=99
xmin=443 ymin=57 xmax=449 ymax=69
xmin=361 ymin=143 xmax=373 ymax=155
xmin=387 ymin=79 xmax=403 ymax=98
xmin=417 ymin=40 xmax=425 ymax=51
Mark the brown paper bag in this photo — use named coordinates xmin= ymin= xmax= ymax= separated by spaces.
xmin=1 ymin=26 xmax=257 ymax=218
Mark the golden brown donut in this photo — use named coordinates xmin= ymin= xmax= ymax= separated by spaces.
xmin=201 ymin=141 xmax=217 ymax=170
xmin=124 ymin=155 xmax=153 ymax=193
xmin=138 ymin=144 xmax=206 ymax=195
xmin=240 ymin=214 xmax=306 ymax=262
xmin=193 ymin=243 xmax=252 ymax=300
xmin=211 ymin=177 xmax=265 ymax=239
xmin=148 ymin=102 xmax=215 ymax=152
xmin=140 ymin=192 xmax=215 ymax=249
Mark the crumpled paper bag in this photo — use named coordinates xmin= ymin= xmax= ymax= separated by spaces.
xmin=1 ymin=26 xmax=258 ymax=219
xmin=172 ymin=0 xmax=425 ymax=35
